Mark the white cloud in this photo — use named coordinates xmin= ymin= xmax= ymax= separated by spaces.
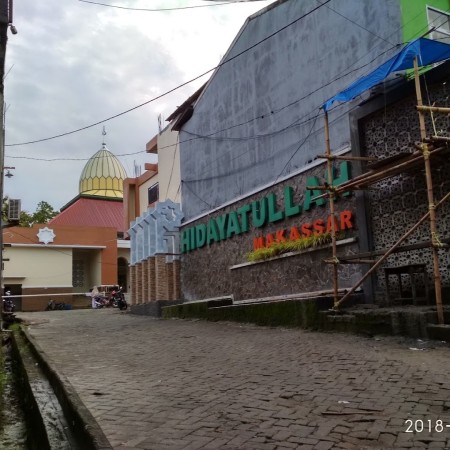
xmin=4 ymin=0 xmax=274 ymax=212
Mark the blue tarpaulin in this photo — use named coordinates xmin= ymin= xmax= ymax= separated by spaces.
xmin=323 ymin=38 xmax=450 ymax=111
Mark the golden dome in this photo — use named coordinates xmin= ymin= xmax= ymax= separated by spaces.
xmin=79 ymin=146 xmax=127 ymax=198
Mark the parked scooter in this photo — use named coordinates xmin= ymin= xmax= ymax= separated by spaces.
xmin=92 ymin=295 xmax=109 ymax=309
xmin=2 ymin=291 xmax=15 ymax=313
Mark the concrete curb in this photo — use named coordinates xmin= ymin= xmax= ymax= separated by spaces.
xmin=9 ymin=330 xmax=51 ymax=450
xmin=20 ymin=327 xmax=113 ymax=450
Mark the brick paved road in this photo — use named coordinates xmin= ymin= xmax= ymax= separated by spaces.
xmin=16 ymin=309 xmax=450 ymax=450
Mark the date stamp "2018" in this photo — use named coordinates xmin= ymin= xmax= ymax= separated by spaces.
xmin=405 ymin=419 xmax=450 ymax=433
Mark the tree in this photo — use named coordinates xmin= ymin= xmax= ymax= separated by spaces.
xmin=30 ymin=201 xmax=59 ymax=225
xmin=2 ymin=198 xmax=59 ymax=227
xmin=18 ymin=210 xmax=34 ymax=227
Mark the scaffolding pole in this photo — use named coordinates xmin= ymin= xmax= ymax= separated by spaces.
xmin=334 ymin=190 xmax=450 ymax=310
xmin=323 ymin=111 xmax=339 ymax=307
xmin=414 ymin=57 xmax=444 ymax=325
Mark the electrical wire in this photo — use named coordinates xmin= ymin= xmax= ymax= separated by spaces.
xmin=322 ymin=2 xmax=395 ymax=46
xmin=5 ymin=32 xmax=420 ymax=162
xmin=6 ymin=0 xmax=331 ymax=147
xmin=178 ymin=101 xmax=360 ymax=211
xmin=78 ymin=0 xmax=251 ymax=12
xmin=181 ymin=179 xmax=213 ymax=209
xmin=159 ymin=8 xmax=450 ymax=147
xmin=273 ymin=111 xmax=321 ymax=184
xmin=181 ymin=99 xmax=350 ymax=184
xmin=7 ymin=3 xmax=446 ymax=154
xmin=8 ymin=3 xmax=449 ymax=283
xmin=5 ymin=42 xmax=397 ymax=162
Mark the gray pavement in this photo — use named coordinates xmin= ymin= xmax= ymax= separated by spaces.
xmin=16 ymin=309 xmax=450 ymax=450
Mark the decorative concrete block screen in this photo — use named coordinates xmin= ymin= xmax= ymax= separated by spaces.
xmin=129 ymin=200 xmax=183 ymax=264
xmin=360 ymin=81 xmax=450 ymax=303
xmin=129 ymin=200 xmax=183 ymax=304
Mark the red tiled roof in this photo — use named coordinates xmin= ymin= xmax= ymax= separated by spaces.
xmin=49 ymin=197 xmax=125 ymax=232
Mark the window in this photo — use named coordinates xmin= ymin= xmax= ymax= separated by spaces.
xmin=428 ymin=7 xmax=450 ymax=45
xmin=72 ymin=260 xmax=84 ymax=288
xmin=148 ymin=183 xmax=159 ymax=205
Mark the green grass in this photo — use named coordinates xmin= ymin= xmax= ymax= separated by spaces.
xmin=246 ymin=232 xmax=344 ymax=262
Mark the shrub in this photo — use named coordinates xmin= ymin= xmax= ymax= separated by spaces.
xmin=246 ymin=232 xmax=339 ymax=262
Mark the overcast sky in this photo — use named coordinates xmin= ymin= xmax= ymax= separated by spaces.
xmin=4 ymin=0 xmax=274 ymax=213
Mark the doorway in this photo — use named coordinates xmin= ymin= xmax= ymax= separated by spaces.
xmin=4 ymin=284 xmax=22 ymax=311
xmin=118 ymin=257 xmax=128 ymax=292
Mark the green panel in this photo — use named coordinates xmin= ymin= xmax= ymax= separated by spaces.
xmin=401 ymin=0 xmax=450 ymax=43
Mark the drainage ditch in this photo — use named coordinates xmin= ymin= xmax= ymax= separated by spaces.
xmin=1 ymin=332 xmax=27 ymax=449
xmin=1 ymin=325 xmax=110 ymax=450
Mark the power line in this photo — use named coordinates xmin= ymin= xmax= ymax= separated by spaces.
xmin=181 ymin=44 xmax=400 ymax=142
xmin=78 ymin=0 xmax=253 ymax=12
xmin=5 ymin=41 xmax=397 ymax=162
xmin=161 ymin=21 xmax=450 ymax=180
xmin=7 ymin=149 xmax=145 ymax=161
xmin=273 ymin=112 xmax=321 ymax=183
xmin=174 ymin=47 xmax=404 ymax=179
xmin=6 ymin=0 xmax=331 ymax=147
xmin=160 ymin=10 xmax=450 ymax=211
xmin=181 ymin=99 xmax=351 ymax=185
xmin=178 ymin=102 xmax=358 ymax=211
xmin=7 ymin=3 xmax=447 ymax=161
xmin=322 ymin=2 xmax=395 ymax=46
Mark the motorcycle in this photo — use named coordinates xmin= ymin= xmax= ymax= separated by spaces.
xmin=111 ymin=287 xmax=128 ymax=311
xmin=46 ymin=299 xmax=66 ymax=311
xmin=3 ymin=292 xmax=15 ymax=313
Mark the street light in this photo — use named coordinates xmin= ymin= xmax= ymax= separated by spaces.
xmin=4 ymin=166 xmax=13 ymax=178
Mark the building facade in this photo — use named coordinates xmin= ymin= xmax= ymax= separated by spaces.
xmin=3 ymin=137 xmax=132 ymax=310
xmin=176 ymin=0 xmax=450 ymax=305
xmin=125 ymin=124 xmax=184 ymax=310
xmin=2 ymin=224 xmax=118 ymax=311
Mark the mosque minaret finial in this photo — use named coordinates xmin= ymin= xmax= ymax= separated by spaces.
xmin=102 ymin=126 xmax=107 ymax=148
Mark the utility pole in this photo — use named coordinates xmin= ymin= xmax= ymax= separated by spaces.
xmin=0 ymin=0 xmax=14 ymax=321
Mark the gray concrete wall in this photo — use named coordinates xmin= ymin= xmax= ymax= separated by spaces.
xmin=179 ymin=0 xmax=402 ymax=221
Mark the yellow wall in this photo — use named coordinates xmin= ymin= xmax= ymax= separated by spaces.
xmin=136 ymin=127 xmax=180 ymax=212
xmin=157 ymin=128 xmax=181 ymax=203
xmin=91 ymin=249 xmax=102 ymax=285
xmin=4 ymin=246 xmax=73 ymax=287
xmin=139 ymin=173 xmax=159 ymax=213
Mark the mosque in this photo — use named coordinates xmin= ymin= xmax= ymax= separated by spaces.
xmin=2 ymin=134 xmax=131 ymax=311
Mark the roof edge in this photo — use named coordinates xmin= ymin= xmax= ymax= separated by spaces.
xmin=57 ymin=194 xmax=123 ymax=213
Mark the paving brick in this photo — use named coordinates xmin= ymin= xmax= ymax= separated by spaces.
xmin=16 ymin=310 xmax=450 ymax=450
xmin=313 ymin=441 xmax=334 ymax=450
